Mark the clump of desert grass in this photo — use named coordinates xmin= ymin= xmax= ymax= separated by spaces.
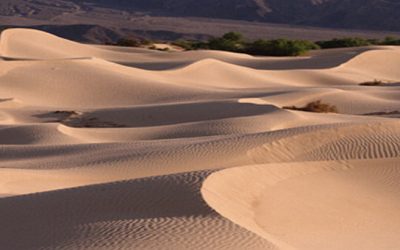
xmin=51 ymin=111 xmax=125 ymax=128
xmin=54 ymin=110 xmax=80 ymax=116
xmin=283 ymin=100 xmax=339 ymax=113
xmin=359 ymin=79 xmax=388 ymax=86
xmin=363 ymin=110 xmax=400 ymax=116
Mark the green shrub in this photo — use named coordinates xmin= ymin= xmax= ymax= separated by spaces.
xmin=381 ymin=36 xmax=400 ymax=45
xmin=116 ymin=38 xmax=141 ymax=47
xmin=173 ymin=32 xmax=319 ymax=56
xmin=208 ymin=32 xmax=245 ymax=52
xmin=316 ymin=37 xmax=371 ymax=49
xmin=173 ymin=40 xmax=209 ymax=50
xmin=208 ymin=37 xmax=241 ymax=51
xmin=173 ymin=40 xmax=194 ymax=50
xmin=114 ymin=38 xmax=154 ymax=47
xmin=172 ymin=32 xmax=400 ymax=56
xmin=245 ymin=39 xmax=319 ymax=56
xmin=140 ymin=39 xmax=152 ymax=46
xmin=222 ymin=32 xmax=243 ymax=42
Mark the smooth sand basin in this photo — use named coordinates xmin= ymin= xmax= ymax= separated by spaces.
xmin=202 ymin=158 xmax=400 ymax=250
xmin=0 ymin=28 xmax=399 ymax=249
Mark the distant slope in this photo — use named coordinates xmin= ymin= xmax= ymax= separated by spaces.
xmin=5 ymin=0 xmax=395 ymax=31
xmin=66 ymin=0 xmax=400 ymax=32
xmin=1 ymin=0 xmax=400 ymax=43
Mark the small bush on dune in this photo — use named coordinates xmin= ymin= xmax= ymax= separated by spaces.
xmin=173 ymin=39 xmax=209 ymax=50
xmin=363 ymin=110 xmax=400 ymax=116
xmin=283 ymin=100 xmax=338 ymax=113
xmin=157 ymin=47 xmax=170 ymax=52
xmin=114 ymin=38 xmax=153 ymax=47
xmin=148 ymin=46 xmax=171 ymax=52
xmin=173 ymin=40 xmax=195 ymax=50
xmin=359 ymin=80 xmax=387 ymax=86
xmin=116 ymin=38 xmax=141 ymax=47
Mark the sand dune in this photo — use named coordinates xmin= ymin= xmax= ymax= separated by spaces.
xmin=0 ymin=28 xmax=399 ymax=249
xmin=202 ymin=158 xmax=400 ymax=250
xmin=0 ymin=171 xmax=273 ymax=250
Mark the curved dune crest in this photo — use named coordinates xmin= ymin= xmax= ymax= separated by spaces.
xmin=248 ymin=121 xmax=400 ymax=163
xmin=0 ymin=58 xmax=215 ymax=108
xmin=340 ymin=48 xmax=400 ymax=77
xmin=0 ymin=28 xmax=99 ymax=59
xmin=0 ymin=124 xmax=82 ymax=145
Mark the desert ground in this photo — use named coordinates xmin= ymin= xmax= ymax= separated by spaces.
xmin=0 ymin=28 xmax=399 ymax=250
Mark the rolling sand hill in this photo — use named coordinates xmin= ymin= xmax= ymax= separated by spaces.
xmin=0 ymin=28 xmax=399 ymax=250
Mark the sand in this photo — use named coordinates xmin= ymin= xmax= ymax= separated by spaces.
xmin=0 ymin=28 xmax=399 ymax=249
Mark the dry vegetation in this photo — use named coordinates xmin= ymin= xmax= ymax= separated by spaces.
xmin=52 ymin=111 xmax=125 ymax=128
xmin=283 ymin=100 xmax=339 ymax=113
xmin=359 ymin=80 xmax=389 ymax=86
xmin=363 ymin=110 xmax=400 ymax=117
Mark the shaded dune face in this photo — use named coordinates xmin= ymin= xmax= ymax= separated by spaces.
xmin=0 ymin=171 xmax=272 ymax=250
xmin=0 ymin=28 xmax=399 ymax=249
